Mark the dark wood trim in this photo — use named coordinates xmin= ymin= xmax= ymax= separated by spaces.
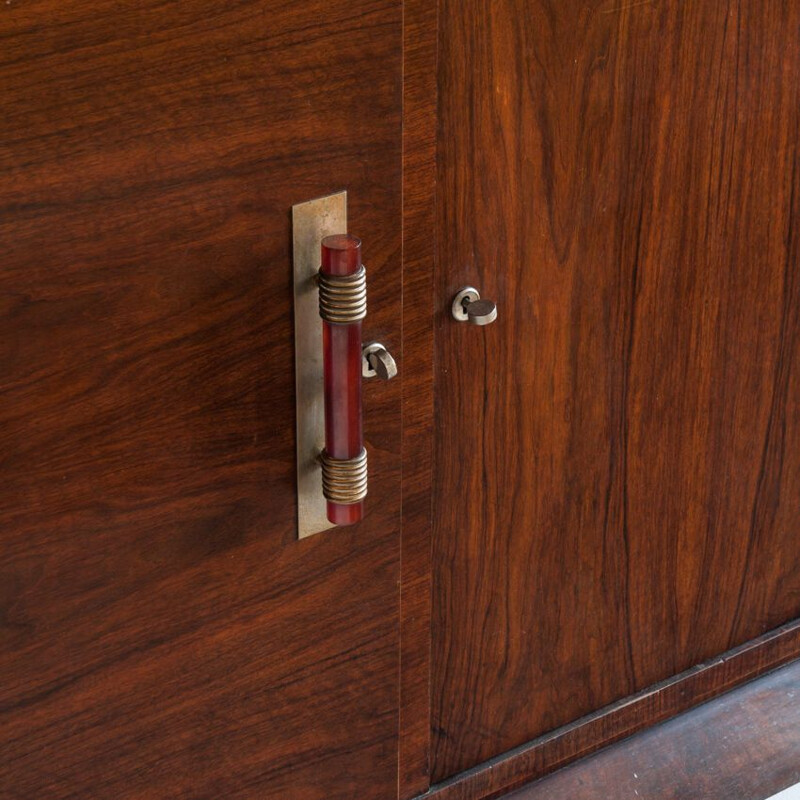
xmin=421 ymin=619 xmax=800 ymax=800
xmin=508 ymin=658 xmax=800 ymax=800
xmin=399 ymin=0 xmax=439 ymax=797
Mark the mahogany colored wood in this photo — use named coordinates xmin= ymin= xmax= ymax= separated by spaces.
xmin=398 ymin=0 xmax=439 ymax=796
xmin=427 ymin=621 xmax=800 ymax=800
xmin=0 ymin=2 xmax=403 ymax=797
xmin=433 ymin=0 xmax=800 ymax=785
xmin=508 ymin=658 xmax=800 ymax=800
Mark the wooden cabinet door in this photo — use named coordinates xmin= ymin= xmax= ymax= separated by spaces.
xmin=0 ymin=3 xmax=403 ymax=798
xmin=433 ymin=0 xmax=800 ymax=786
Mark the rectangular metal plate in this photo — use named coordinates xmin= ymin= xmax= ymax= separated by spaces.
xmin=292 ymin=191 xmax=347 ymax=539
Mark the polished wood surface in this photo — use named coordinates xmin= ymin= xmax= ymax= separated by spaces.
xmin=433 ymin=0 xmax=800 ymax=783
xmin=0 ymin=2 xmax=403 ymax=797
xmin=509 ymin=658 xmax=800 ymax=800
xmin=399 ymin=0 xmax=439 ymax=796
xmin=428 ymin=621 xmax=800 ymax=800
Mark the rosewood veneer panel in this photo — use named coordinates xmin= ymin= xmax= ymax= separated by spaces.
xmin=0 ymin=1 xmax=402 ymax=797
xmin=434 ymin=0 xmax=800 ymax=781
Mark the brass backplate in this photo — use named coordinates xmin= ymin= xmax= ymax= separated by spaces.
xmin=292 ymin=191 xmax=347 ymax=539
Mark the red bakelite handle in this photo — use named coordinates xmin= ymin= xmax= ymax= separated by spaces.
xmin=321 ymin=234 xmax=364 ymax=525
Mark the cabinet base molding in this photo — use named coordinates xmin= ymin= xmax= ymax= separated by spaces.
xmin=505 ymin=658 xmax=800 ymax=799
xmin=421 ymin=619 xmax=800 ymax=800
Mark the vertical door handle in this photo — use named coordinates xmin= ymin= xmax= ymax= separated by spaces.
xmin=317 ymin=236 xmax=397 ymax=527
xmin=318 ymin=234 xmax=368 ymax=525
xmin=292 ymin=192 xmax=396 ymax=537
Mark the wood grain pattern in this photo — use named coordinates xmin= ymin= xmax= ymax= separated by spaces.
xmin=433 ymin=0 xmax=800 ymax=782
xmin=0 ymin=1 xmax=403 ymax=797
xmin=427 ymin=621 xmax=800 ymax=800
xmin=509 ymin=658 xmax=800 ymax=800
xmin=399 ymin=0 xmax=439 ymax=796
